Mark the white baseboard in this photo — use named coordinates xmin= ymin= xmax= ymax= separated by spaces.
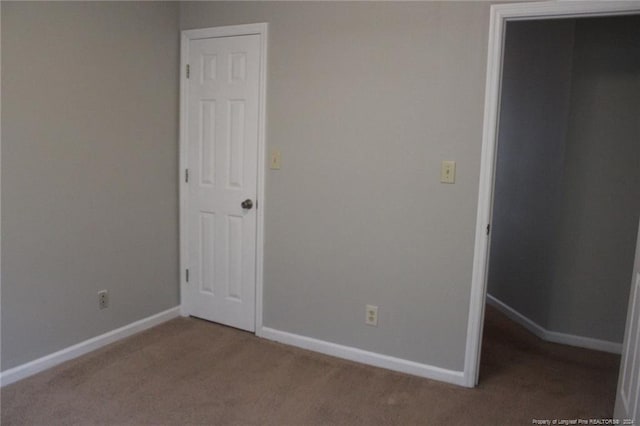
xmin=0 ymin=306 xmax=181 ymax=387
xmin=486 ymin=294 xmax=622 ymax=354
xmin=258 ymin=326 xmax=467 ymax=387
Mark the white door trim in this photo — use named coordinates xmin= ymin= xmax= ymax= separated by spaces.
xmin=464 ymin=1 xmax=640 ymax=388
xmin=179 ymin=23 xmax=268 ymax=332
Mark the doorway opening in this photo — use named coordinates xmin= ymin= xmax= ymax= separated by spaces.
xmin=465 ymin=1 xmax=640 ymax=421
xmin=484 ymin=13 xmax=640 ymax=358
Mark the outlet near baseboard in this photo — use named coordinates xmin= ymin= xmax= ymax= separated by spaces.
xmin=365 ymin=305 xmax=378 ymax=326
xmin=98 ymin=290 xmax=109 ymax=310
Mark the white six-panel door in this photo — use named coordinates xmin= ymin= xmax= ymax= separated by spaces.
xmin=183 ymin=32 xmax=261 ymax=332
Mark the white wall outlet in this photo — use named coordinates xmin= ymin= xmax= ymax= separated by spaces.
xmin=270 ymin=149 xmax=281 ymax=170
xmin=365 ymin=304 xmax=378 ymax=326
xmin=98 ymin=290 xmax=109 ymax=310
xmin=440 ymin=160 xmax=456 ymax=184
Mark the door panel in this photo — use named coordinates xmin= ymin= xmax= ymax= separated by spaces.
xmin=184 ymin=34 xmax=260 ymax=332
xmin=615 ymin=220 xmax=640 ymax=424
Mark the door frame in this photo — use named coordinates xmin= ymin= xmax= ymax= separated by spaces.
xmin=179 ymin=23 xmax=268 ymax=332
xmin=464 ymin=1 xmax=640 ymax=388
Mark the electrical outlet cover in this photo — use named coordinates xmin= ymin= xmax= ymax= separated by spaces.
xmin=365 ymin=304 xmax=378 ymax=326
xmin=98 ymin=290 xmax=109 ymax=310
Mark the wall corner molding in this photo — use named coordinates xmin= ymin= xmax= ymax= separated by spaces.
xmin=486 ymin=294 xmax=622 ymax=354
xmin=257 ymin=326 xmax=468 ymax=388
xmin=0 ymin=306 xmax=181 ymax=387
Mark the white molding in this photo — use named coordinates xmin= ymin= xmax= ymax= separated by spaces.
xmin=179 ymin=24 xmax=268 ymax=330
xmin=179 ymin=30 xmax=190 ymax=319
xmin=615 ymin=273 xmax=640 ymax=420
xmin=465 ymin=0 xmax=640 ymax=388
xmin=486 ymin=1 xmax=640 ymax=21
xmin=0 ymin=2 xmax=3 ymax=374
xmin=463 ymin=0 xmax=505 ymax=388
xmin=182 ymin=23 xmax=267 ymax=41
xmin=258 ymin=327 xmax=466 ymax=387
xmin=0 ymin=307 xmax=181 ymax=387
xmin=254 ymin=24 xmax=268 ymax=333
xmin=486 ymin=295 xmax=546 ymax=340
xmin=486 ymin=295 xmax=622 ymax=354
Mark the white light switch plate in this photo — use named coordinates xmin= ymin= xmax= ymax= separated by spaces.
xmin=270 ymin=149 xmax=281 ymax=170
xmin=441 ymin=160 xmax=456 ymax=184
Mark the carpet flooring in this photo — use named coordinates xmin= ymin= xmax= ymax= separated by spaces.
xmin=1 ymin=305 xmax=620 ymax=425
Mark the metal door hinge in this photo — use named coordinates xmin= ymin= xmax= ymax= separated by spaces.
xmin=185 ymin=169 xmax=189 ymax=183
xmin=186 ymin=64 xmax=190 ymax=79
xmin=186 ymin=269 xmax=190 ymax=282
xmin=486 ymin=224 xmax=491 ymax=235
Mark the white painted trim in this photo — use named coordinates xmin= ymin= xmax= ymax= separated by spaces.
xmin=0 ymin=307 xmax=181 ymax=387
xmin=465 ymin=1 xmax=640 ymax=388
xmin=487 ymin=295 xmax=622 ymax=354
xmin=179 ymin=30 xmax=190 ymax=319
xmin=255 ymin=24 xmax=268 ymax=334
xmin=258 ymin=327 xmax=466 ymax=387
xmin=0 ymin=3 xmax=3 ymax=375
xmin=182 ymin=23 xmax=267 ymax=41
xmin=179 ymin=24 xmax=268 ymax=330
xmin=486 ymin=295 xmax=544 ymax=339
xmin=616 ymin=273 xmax=640 ymax=420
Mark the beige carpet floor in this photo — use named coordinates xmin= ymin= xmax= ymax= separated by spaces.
xmin=1 ymin=305 xmax=620 ymax=425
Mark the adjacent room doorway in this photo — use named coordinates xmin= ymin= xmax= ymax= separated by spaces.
xmin=465 ymin=1 xmax=640 ymax=421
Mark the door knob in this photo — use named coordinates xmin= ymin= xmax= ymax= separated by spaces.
xmin=241 ymin=199 xmax=253 ymax=210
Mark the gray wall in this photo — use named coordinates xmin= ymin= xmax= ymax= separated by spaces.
xmin=3 ymin=0 xmax=637 ymax=377
xmin=180 ymin=1 xmax=490 ymax=371
xmin=548 ymin=16 xmax=640 ymax=342
xmin=487 ymin=20 xmax=575 ymax=328
xmin=488 ymin=16 xmax=640 ymax=343
xmin=1 ymin=1 xmax=180 ymax=370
